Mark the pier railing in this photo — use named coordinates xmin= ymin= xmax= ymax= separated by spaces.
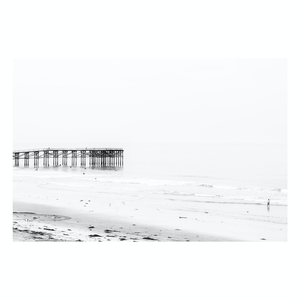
xmin=12 ymin=148 xmax=124 ymax=168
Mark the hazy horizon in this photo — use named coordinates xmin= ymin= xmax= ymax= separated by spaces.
xmin=13 ymin=59 xmax=286 ymax=150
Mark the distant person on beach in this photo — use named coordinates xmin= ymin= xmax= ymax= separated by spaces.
xmin=267 ymin=198 xmax=270 ymax=211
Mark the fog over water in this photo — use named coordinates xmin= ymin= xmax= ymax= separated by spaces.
xmin=13 ymin=59 xmax=287 ymax=205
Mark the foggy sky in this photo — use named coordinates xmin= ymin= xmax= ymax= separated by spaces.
xmin=13 ymin=59 xmax=286 ymax=149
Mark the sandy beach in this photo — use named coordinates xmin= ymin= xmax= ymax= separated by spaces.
xmin=13 ymin=167 xmax=287 ymax=242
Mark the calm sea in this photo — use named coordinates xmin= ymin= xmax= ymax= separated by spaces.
xmin=13 ymin=143 xmax=287 ymax=206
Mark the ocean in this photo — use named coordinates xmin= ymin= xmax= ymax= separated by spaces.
xmin=13 ymin=143 xmax=287 ymax=207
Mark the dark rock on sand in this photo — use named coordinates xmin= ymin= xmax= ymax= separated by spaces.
xmin=142 ymin=237 xmax=157 ymax=241
xmin=89 ymin=234 xmax=101 ymax=238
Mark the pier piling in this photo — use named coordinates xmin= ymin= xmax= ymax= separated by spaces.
xmin=62 ymin=150 xmax=68 ymax=166
xmin=53 ymin=150 xmax=59 ymax=167
xmin=13 ymin=148 xmax=124 ymax=169
xmin=34 ymin=151 xmax=39 ymax=167
xmin=24 ymin=152 xmax=29 ymax=167
xmin=15 ymin=153 xmax=19 ymax=167
xmin=81 ymin=150 xmax=86 ymax=167
xmin=72 ymin=150 xmax=77 ymax=167
xmin=43 ymin=150 xmax=49 ymax=167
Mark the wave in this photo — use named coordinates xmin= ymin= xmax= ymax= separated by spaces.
xmin=85 ymin=176 xmax=286 ymax=195
xmin=14 ymin=168 xmax=287 ymax=197
xmin=162 ymin=190 xmax=286 ymax=205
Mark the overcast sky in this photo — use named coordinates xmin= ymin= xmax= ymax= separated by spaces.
xmin=13 ymin=59 xmax=286 ymax=149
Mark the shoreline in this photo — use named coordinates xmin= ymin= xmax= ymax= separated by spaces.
xmin=13 ymin=202 xmax=237 ymax=242
xmin=13 ymin=169 xmax=287 ymax=242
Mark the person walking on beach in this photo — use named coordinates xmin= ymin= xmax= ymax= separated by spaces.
xmin=267 ymin=198 xmax=270 ymax=211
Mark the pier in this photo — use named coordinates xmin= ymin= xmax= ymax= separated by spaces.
xmin=12 ymin=148 xmax=124 ymax=169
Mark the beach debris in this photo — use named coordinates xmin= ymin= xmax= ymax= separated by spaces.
xmin=142 ymin=237 xmax=157 ymax=241
xmin=89 ymin=234 xmax=101 ymax=238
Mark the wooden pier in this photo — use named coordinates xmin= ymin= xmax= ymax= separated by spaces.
xmin=12 ymin=148 xmax=124 ymax=169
